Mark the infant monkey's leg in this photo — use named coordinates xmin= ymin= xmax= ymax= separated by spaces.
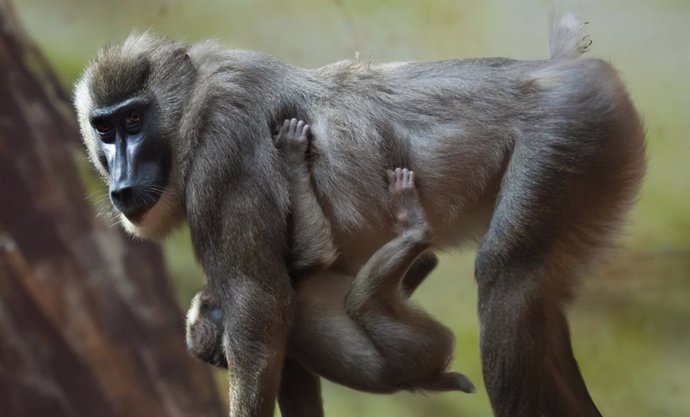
xmin=345 ymin=168 xmax=473 ymax=393
xmin=401 ymin=251 xmax=439 ymax=298
xmin=347 ymin=169 xmax=430 ymax=304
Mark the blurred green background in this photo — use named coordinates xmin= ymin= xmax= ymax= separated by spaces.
xmin=13 ymin=0 xmax=690 ymax=416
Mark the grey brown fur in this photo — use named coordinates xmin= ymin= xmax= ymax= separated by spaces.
xmin=187 ymin=121 xmax=475 ymax=398
xmin=75 ymin=12 xmax=645 ymax=417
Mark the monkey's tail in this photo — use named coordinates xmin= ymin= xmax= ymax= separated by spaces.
xmin=549 ymin=11 xmax=591 ymax=60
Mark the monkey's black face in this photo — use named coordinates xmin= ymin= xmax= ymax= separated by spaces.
xmin=89 ymin=97 xmax=171 ymax=222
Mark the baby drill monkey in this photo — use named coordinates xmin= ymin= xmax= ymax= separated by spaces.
xmin=187 ymin=119 xmax=474 ymax=394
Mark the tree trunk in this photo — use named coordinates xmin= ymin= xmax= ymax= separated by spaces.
xmin=0 ymin=1 xmax=225 ymax=416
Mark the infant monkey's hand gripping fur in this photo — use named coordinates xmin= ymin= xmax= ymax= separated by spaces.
xmin=187 ymin=119 xmax=474 ymax=395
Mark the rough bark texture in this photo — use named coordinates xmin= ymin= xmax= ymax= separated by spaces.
xmin=0 ymin=1 xmax=225 ymax=416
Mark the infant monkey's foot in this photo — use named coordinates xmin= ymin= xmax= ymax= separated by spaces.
xmin=274 ymin=118 xmax=310 ymax=157
xmin=418 ymin=372 xmax=476 ymax=394
xmin=387 ymin=168 xmax=428 ymax=232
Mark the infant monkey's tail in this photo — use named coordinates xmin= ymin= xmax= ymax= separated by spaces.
xmin=549 ymin=12 xmax=591 ymax=60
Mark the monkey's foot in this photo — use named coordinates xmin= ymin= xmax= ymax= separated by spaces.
xmin=417 ymin=372 xmax=476 ymax=393
xmin=274 ymin=118 xmax=310 ymax=158
xmin=387 ymin=168 xmax=428 ymax=232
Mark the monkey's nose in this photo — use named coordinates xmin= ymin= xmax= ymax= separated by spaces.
xmin=110 ymin=185 xmax=134 ymax=207
xmin=109 ymin=183 xmax=146 ymax=219
xmin=109 ymin=180 xmax=162 ymax=221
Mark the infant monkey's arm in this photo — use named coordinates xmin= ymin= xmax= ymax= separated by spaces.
xmin=275 ymin=119 xmax=337 ymax=274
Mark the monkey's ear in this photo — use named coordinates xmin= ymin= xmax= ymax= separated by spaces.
xmin=173 ymin=47 xmax=191 ymax=63
xmin=172 ymin=47 xmax=195 ymax=74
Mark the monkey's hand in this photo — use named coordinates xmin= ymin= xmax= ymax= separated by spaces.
xmin=387 ymin=168 xmax=430 ymax=235
xmin=274 ymin=118 xmax=310 ymax=162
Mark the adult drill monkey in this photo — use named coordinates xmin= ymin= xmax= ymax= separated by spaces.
xmin=75 ymin=12 xmax=645 ymax=417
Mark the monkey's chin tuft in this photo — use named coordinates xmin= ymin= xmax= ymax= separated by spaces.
xmin=120 ymin=188 xmax=185 ymax=240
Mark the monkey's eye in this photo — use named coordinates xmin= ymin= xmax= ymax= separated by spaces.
xmin=124 ymin=110 xmax=143 ymax=133
xmin=93 ymin=120 xmax=114 ymax=140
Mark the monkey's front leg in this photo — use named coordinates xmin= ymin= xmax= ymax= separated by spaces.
xmin=185 ymin=288 xmax=323 ymax=417
xmin=219 ymin=279 xmax=290 ymax=417
xmin=189 ymin=179 xmax=293 ymax=417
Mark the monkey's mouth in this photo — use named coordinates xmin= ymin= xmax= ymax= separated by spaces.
xmin=122 ymin=204 xmax=155 ymax=222
xmin=111 ymin=186 xmax=164 ymax=223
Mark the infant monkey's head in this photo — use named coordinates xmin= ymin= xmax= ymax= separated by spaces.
xmin=186 ymin=289 xmax=228 ymax=368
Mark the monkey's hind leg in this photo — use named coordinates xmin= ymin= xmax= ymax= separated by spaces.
xmin=476 ymin=123 xmax=643 ymax=416
xmin=344 ymin=169 xmax=470 ymax=392
xmin=401 ymin=251 xmax=439 ymax=298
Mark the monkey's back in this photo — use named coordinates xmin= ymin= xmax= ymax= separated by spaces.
xmin=305 ymin=56 xmax=644 ymax=269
